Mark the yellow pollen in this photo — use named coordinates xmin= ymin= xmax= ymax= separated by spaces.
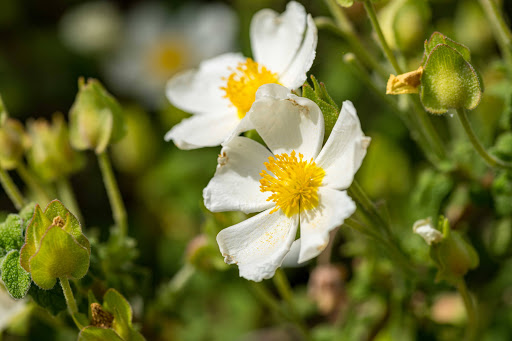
xmin=221 ymin=58 xmax=280 ymax=119
xmin=259 ymin=151 xmax=325 ymax=217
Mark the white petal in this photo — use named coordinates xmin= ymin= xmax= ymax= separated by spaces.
xmin=279 ymin=14 xmax=317 ymax=89
xmin=166 ymin=53 xmax=245 ymax=114
xmin=250 ymin=2 xmax=306 ymax=76
xmin=316 ymin=101 xmax=371 ymax=190
xmin=223 ymin=114 xmax=254 ymax=146
xmin=298 ymin=188 xmax=355 ymax=263
xmin=203 ymin=136 xmax=274 ymax=213
xmin=217 ymin=209 xmax=299 ymax=282
xmin=413 ymin=218 xmax=443 ymax=245
xmin=249 ymin=84 xmax=324 ymax=160
xmin=164 ymin=111 xmax=239 ymax=150
xmin=281 ymin=239 xmax=308 ymax=268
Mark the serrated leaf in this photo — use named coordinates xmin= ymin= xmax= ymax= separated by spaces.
xmin=423 ymin=32 xmax=471 ymax=64
xmin=79 ymin=326 xmax=124 ymax=341
xmin=29 ymin=226 xmax=90 ymax=290
xmin=302 ymin=83 xmax=339 ymax=142
xmin=0 ymin=214 xmax=24 ymax=252
xmin=1 ymin=250 xmax=31 ymax=299
xmin=420 ymin=44 xmax=482 ymax=114
xmin=28 ymin=283 xmax=67 ymax=315
xmin=20 ymin=205 xmax=51 ymax=272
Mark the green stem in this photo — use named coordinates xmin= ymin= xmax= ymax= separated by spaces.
xmin=456 ymin=279 xmax=478 ymax=341
xmin=456 ymin=108 xmax=512 ymax=169
xmin=361 ymin=0 xmax=447 ymax=161
xmin=97 ymin=151 xmax=127 ymax=237
xmin=0 ymin=168 xmax=25 ymax=210
xmin=362 ymin=0 xmax=402 ymax=74
xmin=168 ymin=264 xmax=195 ymax=293
xmin=60 ymin=277 xmax=78 ymax=316
xmin=348 ymin=181 xmax=391 ymax=237
xmin=16 ymin=163 xmax=51 ymax=205
xmin=315 ymin=14 xmax=388 ymax=79
xmin=478 ymin=0 xmax=512 ymax=68
xmin=343 ymin=53 xmax=439 ymax=163
xmin=272 ymin=269 xmax=312 ymax=340
xmin=56 ymin=178 xmax=83 ymax=224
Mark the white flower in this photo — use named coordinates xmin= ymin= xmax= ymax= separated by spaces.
xmin=203 ymin=84 xmax=370 ymax=281
xmin=104 ymin=2 xmax=238 ymax=108
xmin=413 ymin=218 xmax=443 ymax=245
xmin=0 ymin=285 xmax=26 ymax=331
xmin=165 ymin=1 xmax=317 ymax=150
xmin=59 ymin=2 xmax=122 ymax=55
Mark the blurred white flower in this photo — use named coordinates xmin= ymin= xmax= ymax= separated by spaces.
xmin=203 ymin=84 xmax=370 ymax=281
xmin=104 ymin=2 xmax=238 ymax=108
xmin=59 ymin=2 xmax=122 ymax=55
xmin=0 ymin=285 xmax=26 ymax=331
xmin=165 ymin=1 xmax=317 ymax=150
xmin=413 ymin=218 xmax=443 ymax=245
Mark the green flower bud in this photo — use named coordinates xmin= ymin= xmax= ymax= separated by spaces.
xmin=79 ymin=289 xmax=145 ymax=341
xmin=387 ymin=32 xmax=483 ymax=115
xmin=26 ymin=113 xmax=85 ymax=181
xmin=0 ymin=113 xmax=27 ymax=170
xmin=19 ymin=200 xmax=90 ymax=290
xmin=69 ymin=78 xmax=126 ymax=154
xmin=428 ymin=217 xmax=479 ymax=284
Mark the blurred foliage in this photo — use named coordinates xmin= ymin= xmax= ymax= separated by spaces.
xmin=0 ymin=0 xmax=512 ymax=340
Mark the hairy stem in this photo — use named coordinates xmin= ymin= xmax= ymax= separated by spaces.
xmin=456 ymin=108 xmax=512 ymax=169
xmin=97 ymin=151 xmax=128 ymax=237
xmin=0 ymin=168 xmax=25 ymax=210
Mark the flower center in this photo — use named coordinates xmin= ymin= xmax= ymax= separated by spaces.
xmin=221 ymin=58 xmax=280 ymax=119
xmin=259 ymin=151 xmax=325 ymax=217
xmin=147 ymin=40 xmax=188 ymax=80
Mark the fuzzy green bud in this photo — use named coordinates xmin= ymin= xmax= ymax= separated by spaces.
xmin=26 ymin=113 xmax=85 ymax=181
xmin=19 ymin=200 xmax=90 ymax=290
xmin=0 ymin=114 xmax=27 ymax=170
xmin=69 ymin=78 xmax=126 ymax=154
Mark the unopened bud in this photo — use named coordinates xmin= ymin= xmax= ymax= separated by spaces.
xmin=69 ymin=78 xmax=125 ymax=154
xmin=26 ymin=113 xmax=84 ymax=181
xmin=0 ymin=113 xmax=27 ymax=170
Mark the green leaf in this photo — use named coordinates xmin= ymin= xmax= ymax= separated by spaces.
xmin=423 ymin=31 xmax=471 ymax=64
xmin=1 ymin=250 xmax=31 ymax=299
xmin=18 ymin=202 xmax=36 ymax=231
xmin=0 ymin=214 xmax=24 ymax=252
xmin=28 ymin=283 xmax=67 ymax=315
xmin=20 ymin=205 xmax=51 ymax=272
xmin=79 ymin=327 xmax=124 ymax=341
xmin=301 ymin=82 xmax=339 ymax=142
xmin=29 ymin=226 xmax=90 ymax=290
xmin=420 ymin=44 xmax=482 ymax=114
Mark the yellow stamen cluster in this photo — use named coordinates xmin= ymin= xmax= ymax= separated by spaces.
xmin=260 ymin=151 xmax=325 ymax=217
xmin=221 ymin=58 xmax=280 ymax=119
xmin=147 ymin=41 xmax=186 ymax=79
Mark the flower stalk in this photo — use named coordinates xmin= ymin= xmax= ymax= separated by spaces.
xmin=478 ymin=0 xmax=512 ymax=68
xmin=456 ymin=108 xmax=512 ymax=170
xmin=16 ymin=162 xmax=51 ymax=205
xmin=97 ymin=151 xmax=127 ymax=237
xmin=456 ymin=279 xmax=478 ymax=341
xmin=0 ymin=168 xmax=25 ymax=210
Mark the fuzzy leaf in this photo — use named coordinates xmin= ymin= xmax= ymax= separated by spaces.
xmin=29 ymin=226 xmax=90 ymax=290
xmin=1 ymin=250 xmax=31 ymax=299
xmin=44 ymin=200 xmax=90 ymax=251
xmin=301 ymin=83 xmax=339 ymax=142
xmin=0 ymin=214 xmax=24 ymax=252
xmin=420 ymin=44 xmax=482 ymax=114
xmin=18 ymin=203 xmax=36 ymax=231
